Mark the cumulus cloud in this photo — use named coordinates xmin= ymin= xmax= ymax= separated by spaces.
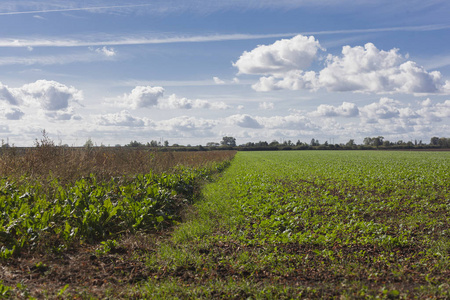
xmin=227 ymin=114 xmax=263 ymax=128
xmin=236 ymin=36 xmax=449 ymax=95
xmin=159 ymin=94 xmax=230 ymax=110
xmin=259 ymin=102 xmax=274 ymax=110
xmin=4 ymin=107 xmax=24 ymax=120
xmin=95 ymin=46 xmax=116 ymax=57
xmin=159 ymin=94 xmax=200 ymax=109
xmin=121 ymin=86 xmax=165 ymax=109
xmin=252 ymin=70 xmax=319 ymax=91
xmin=213 ymin=76 xmax=225 ymax=84
xmin=111 ymin=88 xmax=230 ymax=110
xmin=0 ymin=82 xmax=19 ymax=105
xmin=318 ymin=43 xmax=446 ymax=94
xmin=20 ymin=80 xmax=83 ymax=111
xmin=234 ymin=35 xmax=323 ymax=75
xmin=310 ymin=101 xmax=359 ymax=117
xmin=416 ymin=98 xmax=450 ymax=122
xmin=359 ymin=97 xmax=402 ymax=122
xmin=259 ymin=114 xmax=318 ymax=130
xmin=45 ymin=107 xmax=81 ymax=121
xmin=96 ymin=110 xmax=147 ymax=127
xmin=435 ymin=100 xmax=450 ymax=118
xmin=159 ymin=116 xmax=217 ymax=132
xmin=0 ymin=80 xmax=82 ymax=121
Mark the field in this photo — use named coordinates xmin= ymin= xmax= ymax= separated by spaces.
xmin=1 ymin=150 xmax=450 ymax=298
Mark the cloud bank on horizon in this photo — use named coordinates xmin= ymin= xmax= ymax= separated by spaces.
xmin=0 ymin=0 xmax=449 ymax=146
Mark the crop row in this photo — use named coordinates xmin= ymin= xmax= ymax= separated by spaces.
xmin=0 ymin=161 xmax=230 ymax=260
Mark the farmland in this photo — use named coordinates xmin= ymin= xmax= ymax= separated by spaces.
xmin=1 ymin=150 xmax=450 ymax=298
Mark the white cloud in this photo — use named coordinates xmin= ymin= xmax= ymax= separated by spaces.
xmin=0 ymin=82 xmax=20 ymax=105
xmin=318 ymin=43 xmax=447 ymax=94
xmin=213 ymin=76 xmax=225 ymax=84
xmin=121 ymin=86 xmax=165 ymax=109
xmin=94 ymin=46 xmax=116 ymax=57
xmin=0 ymin=80 xmax=82 ymax=121
xmin=159 ymin=94 xmax=199 ymax=109
xmin=435 ymin=100 xmax=450 ymax=118
xmin=259 ymin=102 xmax=274 ymax=110
xmin=110 ymin=89 xmax=230 ymax=110
xmin=96 ymin=110 xmax=147 ymax=127
xmin=227 ymin=114 xmax=263 ymax=129
xmin=359 ymin=97 xmax=401 ymax=122
xmin=20 ymin=80 xmax=83 ymax=111
xmin=258 ymin=114 xmax=318 ymax=130
xmin=416 ymin=98 xmax=450 ymax=122
xmin=45 ymin=107 xmax=81 ymax=121
xmin=0 ymin=24 xmax=447 ymax=48
xmin=0 ymin=52 xmax=117 ymax=66
xmin=160 ymin=94 xmax=230 ymax=110
xmin=159 ymin=116 xmax=217 ymax=132
xmin=310 ymin=101 xmax=359 ymax=117
xmin=233 ymin=35 xmax=323 ymax=75
xmin=0 ymin=1 xmax=448 ymax=18
xmin=3 ymin=107 xmax=24 ymax=120
xmin=0 ymin=3 xmax=159 ymax=16
xmin=252 ymin=70 xmax=319 ymax=91
xmin=238 ymin=37 xmax=449 ymax=95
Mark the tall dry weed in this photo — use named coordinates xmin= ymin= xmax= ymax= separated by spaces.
xmin=0 ymin=141 xmax=235 ymax=186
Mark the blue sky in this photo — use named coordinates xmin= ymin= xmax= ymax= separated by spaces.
xmin=0 ymin=0 xmax=449 ymax=146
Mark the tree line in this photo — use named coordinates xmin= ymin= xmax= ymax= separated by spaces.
xmin=2 ymin=135 xmax=449 ymax=151
xmin=118 ymin=136 xmax=450 ymax=151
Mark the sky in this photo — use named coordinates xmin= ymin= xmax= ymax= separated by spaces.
xmin=0 ymin=0 xmax=449 ymax=146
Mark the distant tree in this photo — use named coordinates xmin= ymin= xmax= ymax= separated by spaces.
xmin=127 ymin=140 xmax=143 ymax=147
xmin=206 ymin=142 xmax=220 ymax=147
xmin=430 ymin=137 xmax=439 ymax=145
xmin=149 ymin=140 xmax=158 ymax=147
xmin=164 ymin=140 xmax=169 ymax=147
xmin=221 ymin=136 xmax=236 ymax=147
xmin=346 ymin=139 xmax=355 ymax=147
xmin=269 ymin=140 xmax=279 ymax=146
xmin=363 ymin=137 xmax=372 ymax=146
xmin=310 ymin=138 xmax=319 ymax=146
xmin=374 ymin=136 xmax=384 ymax=147
xmin=363 ymin=136 xmax=384 ymax=147
xmin=83 ymin=138 xmax=94 ymax=148
xmin=1 ymin=139 xmax=10 ymax=148
xmin=439 ymin=137 xmax=450 ymax=148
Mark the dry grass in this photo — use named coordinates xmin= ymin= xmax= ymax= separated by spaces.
xmin=0 ymin=138 xmax=236 ymax=186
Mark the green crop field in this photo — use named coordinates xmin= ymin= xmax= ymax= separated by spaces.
xmin=143 ymin=151 xmax=450 ymax=299
xmin=1 ymin=150 xmax=449 ymax=298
